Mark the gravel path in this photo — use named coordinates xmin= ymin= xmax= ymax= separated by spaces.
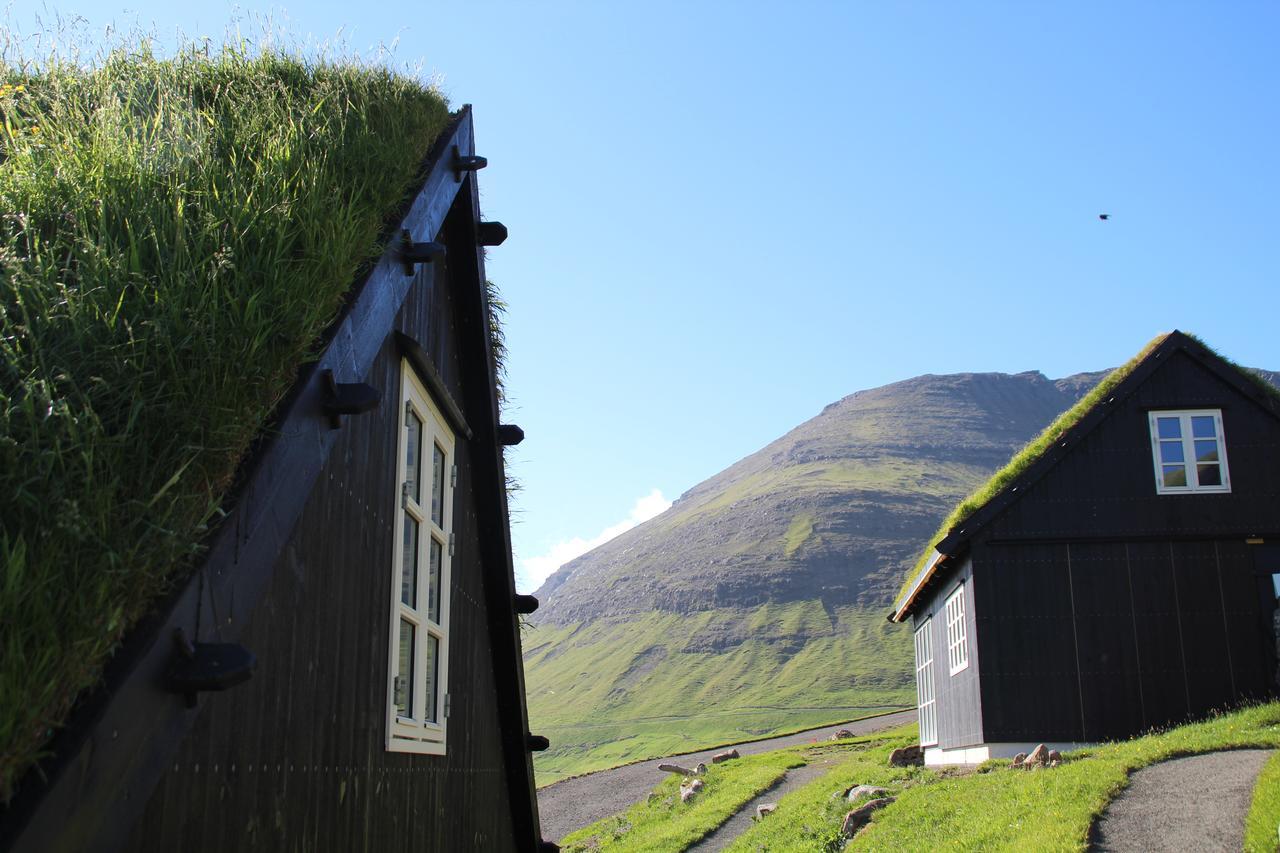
xmin=537 ymin=709 xmax=916 ymax=844
xmin=684 ymin=762 xmax=831 ymax=852
xmin=1091 ymin=749 xmax=1274 ymax=852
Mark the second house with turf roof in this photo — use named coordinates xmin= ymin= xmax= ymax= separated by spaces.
xmin=891 ymin=331 xmax=1280 ymax=765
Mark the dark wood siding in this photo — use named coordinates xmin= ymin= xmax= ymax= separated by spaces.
xmin=974 ymin=538 xmax=1272 ymax=744
xmin=914 ymin=559 xmax=983 ymax=749
xmin=124 ymin=220 xmax=520 ymax=853
xmin=973 ymin=543 xmax=1084 ymax=742
xmin=983 ymin=351 xmax=1280 ymax=544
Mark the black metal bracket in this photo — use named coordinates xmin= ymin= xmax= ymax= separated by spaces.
xmin=452 ymin=146 xmax=487 ymax=180
xmin=497 ymin=424 xmax=525 ymax=446
xmin=321 ymin=370 xmax=381 ymax=430
xmin=526 ymin=733 xmax=550 ymax=752
xmin=165 ymin=628 xmax=256 ymax=709
xmin=399 ymin=230 xmax=447 ymax=277
xmin=477 ymin=221 xmax=508 ymax=247
xmin=514 ymin=594 xmax=539 ymax=615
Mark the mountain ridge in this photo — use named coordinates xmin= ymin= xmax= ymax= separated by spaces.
xmin=533 ymin=368 xmax=1111 ymax=623
xmin=524 ymin=363 xmax=1278 ymax=784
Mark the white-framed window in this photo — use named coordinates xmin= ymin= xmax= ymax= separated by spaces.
xmin=386 ymin=360 xmax=455 ymax=754
xmin=945 ymin=586 xmax=969 ymax=676
xmin=914 ymin=618 xmax=937 ymax=746
xmin=1148 ymin=409 xmax=1230 ymax=494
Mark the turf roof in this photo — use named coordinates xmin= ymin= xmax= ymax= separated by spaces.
xmin=0 ymin=41 xmax=452 ymax=799
xmin=892 ymin=331 xmax=1280 ymax=614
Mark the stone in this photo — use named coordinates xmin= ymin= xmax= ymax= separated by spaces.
xmin=694 ymin=763 xmax=708 ymax=775
xmin=830 ymin=728 xmax=855 ymax=740
xmin=658 ymin=763 xmax=698 ymax=776
xmin=845 ymin=784 xmax=889 ymax=803
xmin=1048 ymin=749 xmax=1062 ymax=763
xmin=679 ymin=779 xmax=703 ymax=804
xmin=1011 ymin=752 xmax=1027 ymax=768
xmin=841 ymin=797 xmax=894 ymax=835
xmin=711 ymin=749 xmax=740 ymax=764
xmin=756 ymin=803 xmax=777 ymax=819
xmin=1025 ymin=744 xmax=1050 ymax=767
xmin=887 ymin=745 xmax=923 ymax=767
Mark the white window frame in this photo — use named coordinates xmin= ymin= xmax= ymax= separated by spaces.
xmin=945 ymin=585 xmax=969 ymax=676
xmin=1148 ymin=409 xmax=1231 ymax=495
xmin=915 ymin=618 xmax=937 ymax=746
xmin=386 ymin=360 xmax=455 ymax=755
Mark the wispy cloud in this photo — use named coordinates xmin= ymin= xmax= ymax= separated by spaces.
xmin=517 ymin=489 xmax=671 ymax=593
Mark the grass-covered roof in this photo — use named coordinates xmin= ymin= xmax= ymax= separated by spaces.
xmin=0 ymin=40 xmax=451 ymax=799
xmin=893 ymin=331 xmax=1280 ymax=613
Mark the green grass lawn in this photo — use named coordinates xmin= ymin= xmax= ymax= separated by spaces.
xmin=561 ymin=703 xmax=1280 ymax=852
xmin=724 ymin=726 xmax=921 ymax=852
xmin=0 ymin=38 xmax=451 ymax=799
xmin=1245 ymin=749 xmax=1280 ymax=853
xmin=525 ymin=605 xmax=913 ymax=786
xmin=559 ymin=750 xmax=806 ymax=852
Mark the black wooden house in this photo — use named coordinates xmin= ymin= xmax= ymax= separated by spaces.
xmin=891 ymin=332 xmax=1280 ymax=765
xmin=0 ymin=108 xmax=553 ymax=851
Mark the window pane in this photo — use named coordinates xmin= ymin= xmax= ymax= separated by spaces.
xmin=401 ymin=514 xmax=419 ymax=607
xmin=428 ymin=537 xmax=443 ymax=623
xmin=1197 ymin=464 xmax=1222 ymax=487
xmin=1191 ymin=415 xmax=1217 ymax=438
xmin=405 ymin=411 xmax=422 ymax=503
xmin=1160 ymin=441 xmax=1184 ymax=464
xmin=1163 ymin=465 xmax=1187 ymax=488
xmin=1156 ymin=417 xmax=1182 ymax=439
xmin=396 ymin=620 xmax=415 ymax=718
xmin=1194 ymin=440 xmax=1219 ymax=463
xmin=425 ymin=634 xmax=440 ymax=723
xmin=432 ymin=443 xmax=446 ymax=526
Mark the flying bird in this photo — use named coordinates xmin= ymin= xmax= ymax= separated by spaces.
xmin=1098 ymin=214 xmax=1111 ymax=221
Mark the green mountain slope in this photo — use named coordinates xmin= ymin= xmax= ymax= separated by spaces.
xmin=524 ymin=369 xmax=1105 ymax=784
xmin=525 ymin=366 xmax=1277 ymax=785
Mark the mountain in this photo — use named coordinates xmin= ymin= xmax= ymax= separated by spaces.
xmin=523 ymin=366 xmax=1275 ymax=785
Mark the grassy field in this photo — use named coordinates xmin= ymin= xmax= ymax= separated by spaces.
xmin=559 ymin=750 xmax=806 ymax=852
xmin=524 ymin=604 xmax=912 ymax=785
xmin=1245 ymin=750 xmax=1280 ymax=852
xmin=0 ymin=39 xmax=450 ymax=798
xmin=557 ymin=702 xmax=1280 ymax=852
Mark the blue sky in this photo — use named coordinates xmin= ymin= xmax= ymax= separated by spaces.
xmin=12 ymin=2 xmax=1279 ymax=591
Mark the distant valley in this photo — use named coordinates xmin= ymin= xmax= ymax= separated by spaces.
xmin=523 ymin=365 xmax=1275 ymax=785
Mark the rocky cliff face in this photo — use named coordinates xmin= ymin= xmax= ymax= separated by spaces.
xmin=535 ymin=369 xmax=1110 ymax=623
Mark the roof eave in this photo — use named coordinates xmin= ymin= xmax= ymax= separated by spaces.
xmin=891 ymin=549 xmax=951 ymax=623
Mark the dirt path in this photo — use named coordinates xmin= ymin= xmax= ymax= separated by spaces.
xmin=1091 ymin=749 xmax=1274 ymax=852
xmin=537 ymin=709 xmax=916 ymax=844
xmin=684 ymin=762 xmax=831 ymax=852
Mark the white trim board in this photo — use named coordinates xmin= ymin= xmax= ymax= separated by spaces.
xmin=924 ymin=742 xmax=1093 ymax=766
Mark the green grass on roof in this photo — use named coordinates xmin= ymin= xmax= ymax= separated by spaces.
xmin=0 ymin=38 xmax=451 ymax=799
xmin=893 ymin=331 xmax=1280 ymax=611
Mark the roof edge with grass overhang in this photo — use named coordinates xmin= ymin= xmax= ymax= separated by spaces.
xmin=0 ymin=41 xmax=471 ymax=811
xmin=891 ymin=330 xmax=1280 ymax=622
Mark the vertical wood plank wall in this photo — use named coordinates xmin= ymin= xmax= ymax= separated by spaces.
xmin=124 ymin=225 xmax=519 ymax=852
xmin=975 ymin=539 xmax=1268 ymax=743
